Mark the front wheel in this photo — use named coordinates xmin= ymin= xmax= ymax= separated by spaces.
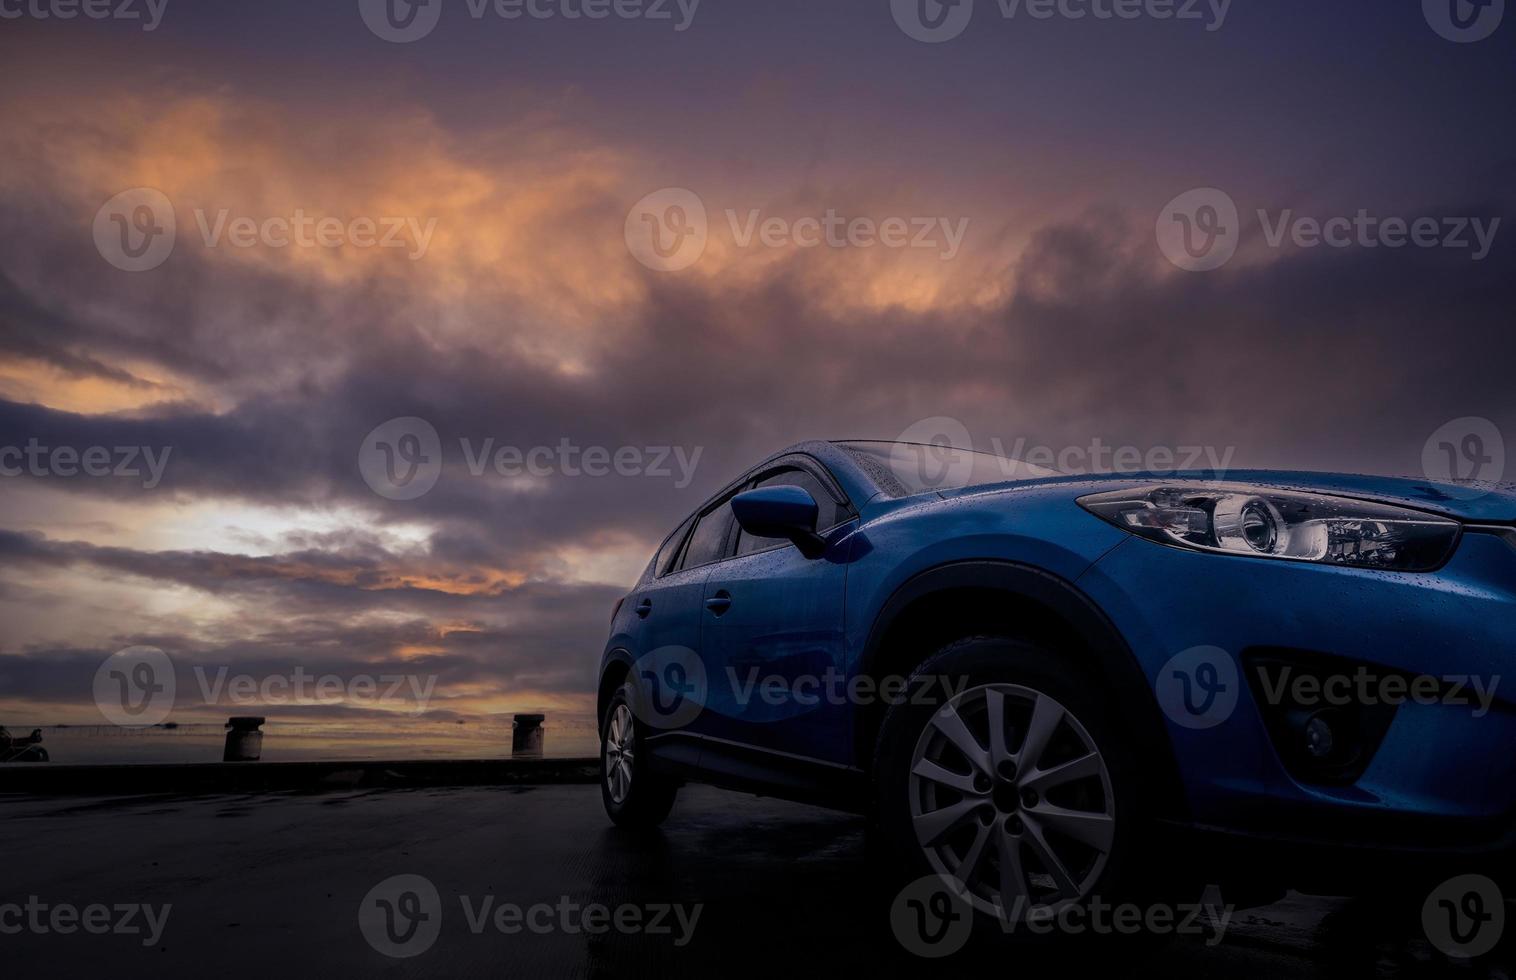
xmin=874 ymin=637 xmax=1152 ymax=938
xmin=600 ymin=682 xmax=678 ymax=830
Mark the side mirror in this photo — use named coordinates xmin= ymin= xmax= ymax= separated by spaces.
xmin=731 ymin=486 xmax=826 ymax=559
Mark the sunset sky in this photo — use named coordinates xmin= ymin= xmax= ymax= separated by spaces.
xmin=1 ymin=1 xmax=1511 ymax=736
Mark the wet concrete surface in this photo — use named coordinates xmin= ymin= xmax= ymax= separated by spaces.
xmin=3 ymin=783 xmax=1510 ymax=978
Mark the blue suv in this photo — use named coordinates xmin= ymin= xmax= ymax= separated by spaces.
xmin=598 ymin=440 xmax=1514 ymax=922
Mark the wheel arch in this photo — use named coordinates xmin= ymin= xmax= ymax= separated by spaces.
xmin=597 ymin=650 xmax=634 ymax=726
xmin=854 ymin=559 xmax=1187 ymax=818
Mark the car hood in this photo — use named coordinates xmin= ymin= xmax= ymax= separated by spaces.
xmin=938 ymin=469 xmax=1516 ymax=523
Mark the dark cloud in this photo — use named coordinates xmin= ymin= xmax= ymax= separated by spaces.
xmin=2 ymin=12 xmax=1513 ymax=729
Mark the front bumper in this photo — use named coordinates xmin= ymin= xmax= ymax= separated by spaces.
xmin=1078 ymin=526 xmax=1516 ymax=857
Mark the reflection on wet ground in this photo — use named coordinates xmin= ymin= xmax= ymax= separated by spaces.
xmin=5 ymin=784 xmax=1509 ymax=978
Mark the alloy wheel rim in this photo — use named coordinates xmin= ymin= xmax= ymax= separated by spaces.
xmin=604 ymin=703 xmax=635 ymax=804
xmin=908 ymin=683 xmax=1116 ymax=920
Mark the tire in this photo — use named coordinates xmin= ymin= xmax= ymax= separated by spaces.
xmin=600 ymin=680 xmax=679 ymax=830
xmin=874 ymin=636 xmax=1158 ymax=944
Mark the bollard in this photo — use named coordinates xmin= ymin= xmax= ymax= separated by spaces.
xmin=511 ymin=713 xmax=545 ymax=758
xmin=223 ymin=716 xmax=265 ymax=762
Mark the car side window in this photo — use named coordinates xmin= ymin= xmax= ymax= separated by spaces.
xmin=653 ymin=514 xmax=695 ymax=577
xmin=678 ymin=498 xmax=736 ymax=571
xmin=734 ymin=467 xmax=842 ymax=557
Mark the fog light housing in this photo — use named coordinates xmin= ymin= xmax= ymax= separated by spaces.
xmin=1246 ymin=652 xmax=1400 ymax=785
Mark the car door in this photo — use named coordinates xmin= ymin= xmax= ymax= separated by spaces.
xmin=697 ymin=462 xmax=856 ymax=766
xmin=622 ymin=510 xmax=717 ymax=768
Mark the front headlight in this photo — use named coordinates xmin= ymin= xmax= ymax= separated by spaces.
xmin=1078 ymin=485 xmax=1461 ymax=571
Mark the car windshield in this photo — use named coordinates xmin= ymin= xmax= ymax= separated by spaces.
xmin=840 ymin=440 xmax=1061 ymax=497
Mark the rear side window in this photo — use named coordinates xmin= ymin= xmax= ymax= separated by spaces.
xmin=653 ymin=515 xmax=695 ymax=577
xmin=679 ymin=500 xmax=735 ymax=570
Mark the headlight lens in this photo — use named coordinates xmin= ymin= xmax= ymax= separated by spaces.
xmin=1078 ymin=485 xmax=1460 ymax=570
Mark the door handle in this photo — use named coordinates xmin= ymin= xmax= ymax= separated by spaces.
xmin=704 ymin=590 xmax=733 ymax=616
xmin=635 ymin=598 xmax=653 ymax=619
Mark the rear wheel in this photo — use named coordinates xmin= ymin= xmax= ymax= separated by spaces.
xmin=600 ymin=682 xmax=678 ymax=830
